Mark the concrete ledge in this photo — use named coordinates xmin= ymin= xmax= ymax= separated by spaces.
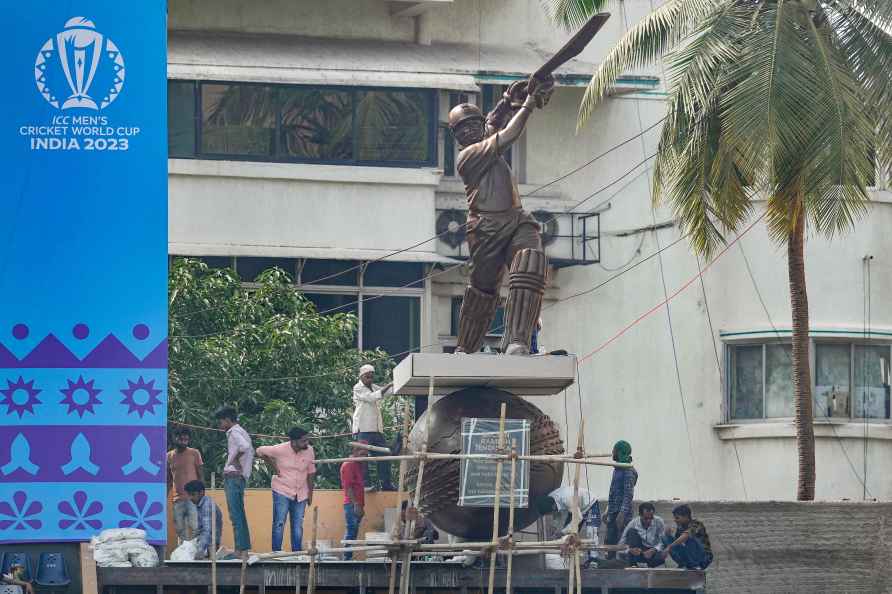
xmin=393 ymin=353 xmax=576 ymax=396
xmin=169 ymin=158 xmax=443 ymax=186
xmin=714 ymin=420 xmax=892 ymax=441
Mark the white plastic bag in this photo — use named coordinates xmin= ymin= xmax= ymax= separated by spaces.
xmin=93 ymin=528 xmax=146 ymax=544
xmin=91 ymin=544 xmax=130 ymax=568
xmin=170 ymin=539 xmax=198 ymax=562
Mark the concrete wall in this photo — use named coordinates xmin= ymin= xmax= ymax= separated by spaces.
xmin=168 ymin=0 xmax=659 ymax=74
xmin=165 ymin=489 xmax=398 ymax=555
xmin=168 ymin=160 xmax=441 ymax=257
xmin=648 ymin=500 xmax=892 ymax=593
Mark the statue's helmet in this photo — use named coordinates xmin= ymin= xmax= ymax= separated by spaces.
xmin=448 ymin=103 xmax=484 ymax=130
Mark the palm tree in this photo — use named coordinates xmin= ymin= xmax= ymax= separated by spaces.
xmin=545 ymin=0 xmax=891 ymax=499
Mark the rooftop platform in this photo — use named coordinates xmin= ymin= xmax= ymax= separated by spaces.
xmin=99 ymin=561 xmax=705 ymax=593
xmin=393 ymin=353 xmax=577 ymax=397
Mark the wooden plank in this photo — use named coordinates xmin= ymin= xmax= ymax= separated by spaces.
xmin=80 ymin=542 xmax=99 ymax=594
xmin=97 ymin=565 xmax=706 ymax=590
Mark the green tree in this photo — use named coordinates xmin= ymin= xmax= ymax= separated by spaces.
xmin=546 ymin=0 xmax=891 ymax=499
xmin=168 ymin=258 xmax=400 ymax=488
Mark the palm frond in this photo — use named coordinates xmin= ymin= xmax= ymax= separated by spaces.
xmin=541 ymin=0 xmax=610 ymax=31
xmin=577 ymin=0 xmax=723 ymax=127
xmin=796 ymin=5 xmax=873 ymax=237
xmin=825 ymin=1 xmax=892 ymax=173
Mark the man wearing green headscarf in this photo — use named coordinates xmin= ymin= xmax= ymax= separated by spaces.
xmin=605 ymin=440 xmax=637 ymax=558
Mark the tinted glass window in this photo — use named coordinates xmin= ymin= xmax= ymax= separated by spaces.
xmin=301 ymin=259 xmax=359 ymax=286
xmin=279 ymin=88 xmax=353 ymax=160
xmin=201 ymin=83 xmax=276 ymax=156
xmin=356 ymin=90 xmax=432 ymax=162
xmin=168 ymin=81 xmax=196 ymax=157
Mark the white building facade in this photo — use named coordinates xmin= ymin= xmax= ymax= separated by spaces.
xmin=168 ymin=0 xmax=892 ymax=502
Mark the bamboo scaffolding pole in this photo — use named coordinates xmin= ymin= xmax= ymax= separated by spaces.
xmin=295 ymin=564 xmax=301 ymax=594
xmin=240 ymin=553 xmax=247 ymax=594
xmin=569 ymin=421 xmax=584 ymax=594
xmin=307 ymin=507 xmax=319 ymax=594
xmin=210 ymin=472 xmax=217 ymax=594
xmin=487 ymin=404 xmax=507 ymax=594
xmin=312 ymin=452 xmax=631 ymax=468
xmin=349 ymin=441 xmax=392 ymax=454
xmin=388 ymin=400 xmax=412 ymax=594
xmin=505 ymin=443 xmax=518 ymax=594
xmin=400 ymin=378 xmax=434 ymax=594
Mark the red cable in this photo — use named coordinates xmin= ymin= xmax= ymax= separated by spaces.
xmin=579 ymin=212 xmax=766 ymax=364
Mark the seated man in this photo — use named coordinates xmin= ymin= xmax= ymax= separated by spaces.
xmin=619 ymin=502 xmax=666 ymax=567
xmin=661 ymin=504 xmax=713 ymax=570
xmin=1 ymin=564 xmax=33 ymax=594
xmin=185 ymin=479 xmax=223 ymax=559
xmin=401 ymin=500 xmax=439 ymax=544
xmin=534 ymin=485 xmax=601 ymax=564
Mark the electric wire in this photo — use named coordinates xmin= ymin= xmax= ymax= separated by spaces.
xmin=171 ymin=150 xmax=658 ymax=340
xmin=174 ymin=121 xmax=664 ymax=322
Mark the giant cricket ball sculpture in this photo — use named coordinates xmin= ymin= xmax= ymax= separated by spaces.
xmin=406 ymin=387 xmax=564 ymax=539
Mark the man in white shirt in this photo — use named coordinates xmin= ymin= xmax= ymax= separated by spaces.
xmin=214 ymin=406 xmax=254 ymax=557
xmin=619 ymin=502 xmax=666 ymax=567
xmin=352 ymin=364 xmax=395 ymax=491
xmin=534 ymin=485 xmax=602 ymax=564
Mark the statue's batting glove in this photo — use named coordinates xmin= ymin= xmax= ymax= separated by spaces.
xmin=533 ymin=74 xmax=556 ymax=109
xmin=505 ymin=80 xmax=529 ymax=108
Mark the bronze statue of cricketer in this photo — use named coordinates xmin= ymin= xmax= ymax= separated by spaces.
xmin=449 ymin=75 xmax=555 ymax=356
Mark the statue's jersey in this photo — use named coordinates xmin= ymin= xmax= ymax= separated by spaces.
xmin=456 ymin=133 xmax=522 ymax=214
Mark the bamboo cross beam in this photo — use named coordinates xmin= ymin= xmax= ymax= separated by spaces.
xmin=349 ymin=441 xmax=392 ymax=454
xmin=487 ymin=403 xmax=507 ymax=594
xmin=312 ymin=452 xmax=632 ymax=468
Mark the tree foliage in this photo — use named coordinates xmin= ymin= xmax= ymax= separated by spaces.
xmin=168 ymin=259 xmax=399 ymax=488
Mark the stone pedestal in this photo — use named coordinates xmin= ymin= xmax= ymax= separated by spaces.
xmin=392 ymin=353 xmax=577 ymax=397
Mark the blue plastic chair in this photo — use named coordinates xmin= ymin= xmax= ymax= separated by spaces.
xmin=0 ymin=552 xmax=32 ymax=582
xmin=35 ymin=552 xmax=70 ymax=589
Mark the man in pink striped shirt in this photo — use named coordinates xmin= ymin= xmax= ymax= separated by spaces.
xmin=256 ymin=427 xmax=316 ymax=551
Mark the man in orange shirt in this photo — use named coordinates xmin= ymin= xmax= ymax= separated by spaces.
xmin=167 ymin=427 xmax=204 ymax=542
xmin=340 ymin=442 xmax=368 ymax=560
xmin=256 ymin=427 xmax=316 ymax=551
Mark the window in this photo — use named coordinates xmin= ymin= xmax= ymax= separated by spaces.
xmin=364 ymin=262 xmax=424 ymax=288
xmin=201 ymin=83 xmax=276 ymax=156
xmin=728 ymin=340 xmax=892 ymax=421
xmin=355 ymin=90 xmax=432 ymax=162
xmin=300 ymin=260 xmax=359 ymax=286
xmin=300 ymin=259 xmax=423 ymax=361
xmin=279 ymin=88 xmax=353 ymax=160
xmin=450 ymin=297 xmax=505 ymax=339
xmin=168 ymin=81 xmax=196 ymax=157
xmin=363 ymin=296 xmax=420 ymax=358
xmin=237 ymin=257 xmax=297 ymax=282
xmin=169 ymin=81 xmax=437 ymax=166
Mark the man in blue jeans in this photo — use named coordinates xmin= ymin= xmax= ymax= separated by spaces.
xmin=215 ymin=407 xmax=254 ymax=558
xmin=257 ymin=427 xmax=316 ymax=552
xmin=661 ymin=504 xmax=713 ymax=570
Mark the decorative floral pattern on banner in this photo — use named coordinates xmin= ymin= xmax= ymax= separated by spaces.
xmin=2 ymin=1 xmax=167 ymax=543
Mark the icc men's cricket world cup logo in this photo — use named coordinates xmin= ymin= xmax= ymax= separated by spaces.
xmin=34 ymin=17 xmax=126 ymax=110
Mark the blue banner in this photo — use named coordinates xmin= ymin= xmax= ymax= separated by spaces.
xmin=0 ymin=3 xmax=167 ymax=543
